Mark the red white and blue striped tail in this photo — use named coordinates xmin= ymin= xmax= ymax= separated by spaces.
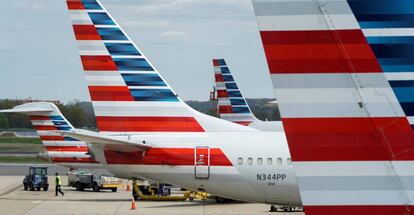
xmin=213 ymin=59 xmax=255 ymax=126
xmin=252 ymin=0 xmax=414 ymax=214
xmin=0 ymin=102 xmax=97 ymax=165
xmin=66 ymin=0 xmax=255 ymax=134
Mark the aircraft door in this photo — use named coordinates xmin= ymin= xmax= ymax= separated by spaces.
xmin=194 ymin=146 xmax=210 ymax=179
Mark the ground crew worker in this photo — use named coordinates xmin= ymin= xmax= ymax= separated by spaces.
xmin=55 ymin=172 xmax=64 ymax=196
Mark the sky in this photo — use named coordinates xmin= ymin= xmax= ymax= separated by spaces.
xmin=0 ymin=0 xmax=275 ymax=103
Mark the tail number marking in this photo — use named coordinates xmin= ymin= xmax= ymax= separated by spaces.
xmin=257 ymin=174 xmax=286 ymax=181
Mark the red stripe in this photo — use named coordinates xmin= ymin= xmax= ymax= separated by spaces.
xmin=29 ymin=116 xmax=50 ymax=120
xmin=34 ymin=125 xmax=56 ymax=131
xmin=80 ymin=56 xmax=118 ymax=71
xmin=235 ymin=121 xmax=252 ymax=126
xmin=45 ymin=146 xmax=88 ymax=152
xmin=305 ymin=205 xmax=414 ymax=215
xmin=216 ymin=90 xmax=228 ymax=98
xmin=213 ymin=59 xmax=219 ymax=66
xmin=88 ymin=86 xmax=134 ymax=101
xmin=51 ymin=157 xmax=98 ymax=163
xmin=104 ymin=148 xmax=232 ymax=166
xmin=215 ymin=74 xmax=224 ymax=82
xmin=67 ymin=0 xmax=84 ymax=10
xmin=266 ymin=59 xmax=382 ymax=74
xmin=260 ymin=30 xmax=382 ymax=73
xmin=260 ymin=30 xmax=368 ymax=45
xmin=96 ymin=116 xmax=205 ymax=132
xmin=72 ymin=25 xmax=101 ymax=40
xmin=283 ymin=117 xmax=414 ymax=161
xmin=265 ymin=44 xmax=378 ymax=60
xmin=219 ymin=106 xmax=232 ymax=114
xmin=40 ymin=136 xmax=64 ymax=141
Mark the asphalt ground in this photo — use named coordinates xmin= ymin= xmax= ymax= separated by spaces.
xmin=0 ymin=163 xmax=304 ymax=215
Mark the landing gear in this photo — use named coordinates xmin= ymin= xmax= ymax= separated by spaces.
xmin=269 ymin=205 xmax=278 ymax=212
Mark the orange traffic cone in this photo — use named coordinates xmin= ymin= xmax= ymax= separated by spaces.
xmin=130 ymin=198 xmax=136 ymax=210
xmin=126 ymin=183 xmax=130 ymax=192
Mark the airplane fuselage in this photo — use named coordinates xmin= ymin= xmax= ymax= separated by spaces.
xmin=89 ymin=131 xmax=301 ymax=205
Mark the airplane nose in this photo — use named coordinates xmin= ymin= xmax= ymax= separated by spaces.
xmin=37 ymin=151 xmax=51 ymax=162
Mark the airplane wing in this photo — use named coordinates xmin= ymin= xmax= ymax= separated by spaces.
xmin=57 ymin=129 xmax=151 ymax=152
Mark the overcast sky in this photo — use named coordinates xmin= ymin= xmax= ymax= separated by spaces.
xmin=0 ymin=0 xmax=274 ymax=103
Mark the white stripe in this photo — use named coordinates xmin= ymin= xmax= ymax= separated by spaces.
xmin=215 ymin=82 xmax=226 ymax=90
xmin=110 ymin=55 xmax=144 ymax=59
xmin=218 ymin=98 xmax=231 ymax=106
xmin=84 ymin=9 xmax=105 ymax=13
xmin=31 ymin=120 xmax=54 ymax=126
xmin=85 ymin=72 xmax=125 ymax=86
xmin=408 ymin=117 xmax=414 ymax=125
xmin=300 ymin=190 xmax=412 ymax=206
xmin=47 ymin=151 xmax=90 ymax=158
xmin=294 ymin=161 xmax=414 ymax=177
xmin=220 ymin=113 xmax=254 ymax=122
xmin=69 ymin=10 xmax=93 ymax=25
xmin=127 ymin=86 xmax=171 ymax=90
xmin=363 ymin=28 xmax=414 ymax=37
xmin=92 ymin=101 xmax=189 ymax=117
xmin=274 ymin=88 xmax=405 ymax=118
xmin=94 ymin=24 xmax=117 ymax=28
xmin=385 ymin=72 xmax=414 ymax=81
xmin=42 ymin=141 xmax=87 ymax=147
xmin=256 ymin=14 xmax=359 ymax=31
xmin=37 ymin=131 xmax=60 ymax=136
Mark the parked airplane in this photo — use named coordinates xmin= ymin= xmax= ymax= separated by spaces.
xmin=212 ymin=58 xmax=283 ymax=131
xmin=252 ymin=0 xmax=414 ymax=214
xmin=0 ymin=102 xmax=100 ymax=169
xmin=61 ymin=0 xmax=301 ymax=205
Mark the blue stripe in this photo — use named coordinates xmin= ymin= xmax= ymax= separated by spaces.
xmin=359 ymin=21 xmax=414 ymax=28
xmin=220 ymin=67 xmax=230 ymax=74
xmin=367 ymin=36 xmax=414 ymax=44
xmin=52 ymin=121 xmax=68 ymax=126
xmin=217 ymin=59 xmax=226 ymax=66
xmin=382 ymin=65 xmax=414 ymax=72
xmin=113 ymin=58 xmax=154 ymax=71
xmin=399 ymin=103 xmax=414 ymax=116
xmin=370 ymin=44 xmax=414 ymax=58
xmin=56 ymin=126 xmax=72 ymax=131
xmin=96 ymin=28 xmax=128 ymax=40
xmin=82 ymin=0 xmax=102 ymax=10
xmin=64 ymin=137 xmax=78 ymax=141
xmin=130 ymin=89 xmax=178 ymax=102
xmin=228 ymin=91 xmax=242 ymax=97
xmin=378 ymin=58 xmax=414 ymax=65
xmin=88 ymin=12 xmax=115 ymax=25
xmin=389 ymin=80 xmax=414 ymax=88
xmin=391 ymin=87 xmax=414 ymax=102
xmin=122 ymin=74 xmax=166 ymax=87
xmin=232 ymin=107 xmax=250 ymax=114
xmin=105 ymin=43 xmax=140 ymax=56
xmin=225 ymin=83 xmax=238 ymax=90
xmin=355 ymin=14 xmax=414 ymax=22
xmin=49 ymin=116 xmax=64 ymax=120
xmin=230 ymin=99 xmax=247 ymax=106
xmin=347 ymin=0 xmax=414 ymax=15
xmin=223 ymin=74 xmax=234 ymax=82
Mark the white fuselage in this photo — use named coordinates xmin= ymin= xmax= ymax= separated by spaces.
xmin=89 ymin=131 xmax=301 ymax=205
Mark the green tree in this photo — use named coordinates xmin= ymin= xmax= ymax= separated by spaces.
xmin=0 ymin=114 xmax=9 ymax=129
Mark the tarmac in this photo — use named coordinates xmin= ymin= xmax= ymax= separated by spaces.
xmin=0 ymin=164 xmax=305 ymax=215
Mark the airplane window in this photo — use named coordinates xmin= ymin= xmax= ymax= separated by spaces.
xmin=247 ymin=157 xmax=253 ymax=165
xmin=257 ymin=158 xmax=263 ymax=165
xmin=277 ymin=158 xmax=282 ymax=165
xmin=287 ymin=158 xmax=292 ymax=165
xmin=267 ymin=158 xmax=272 ymax=165
xmin=237 ymin=157 xmax=243 ymax=165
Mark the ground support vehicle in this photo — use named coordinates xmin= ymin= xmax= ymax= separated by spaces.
xmin=68 ymin=170 xmax=121 ymax=192
xmin=23 ymin=166 xmax=49 ymax=191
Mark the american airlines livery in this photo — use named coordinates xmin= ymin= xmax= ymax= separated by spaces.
xmin=0 ymin=102 xmax=100 ymax=169
xmin=61 ymin=0 xmax=301 ymax=205
xmin=252 ymin=0 xmax=414 ymax=214
xmin=213 ymin=58 xmax=283 ymax=131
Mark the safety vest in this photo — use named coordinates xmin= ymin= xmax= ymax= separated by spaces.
xmin=55 ymin=176 xmax=61 ymax=186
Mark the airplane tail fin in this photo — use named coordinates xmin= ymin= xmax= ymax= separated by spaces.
xmin=213 ymin=59 xmax=255 ymax=126
xmin=0 ymin=102 xmax=94 ymax=163
xmin=65 ymin=0 xmax=255 ymax=133
xmin=253 ymin=0 xmax=414 ymax=213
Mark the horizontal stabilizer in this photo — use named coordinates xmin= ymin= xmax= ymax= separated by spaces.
xmin=57 ymin=129 xmax=151 ymax=152
xmin=0 ymin=107 xmax=53 ymax=114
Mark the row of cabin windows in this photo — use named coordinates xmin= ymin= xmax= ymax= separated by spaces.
xmin=237 ymin=157 xmax=292 ymax=166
